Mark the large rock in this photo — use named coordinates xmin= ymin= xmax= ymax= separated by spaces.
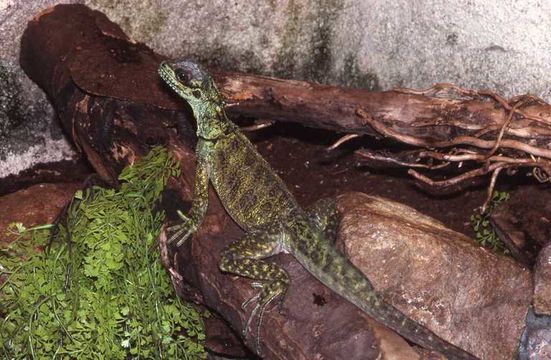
xmin=0 ymin=182 xmax=79 ymax=245
xmin=0 ymin=1 xmax=78 ymax=177
xmin=337 ymin=192 xmax=532 ymax=360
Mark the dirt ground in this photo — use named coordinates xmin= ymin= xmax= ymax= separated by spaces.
xmin=252 ymin=123 xmax=489 ymax=239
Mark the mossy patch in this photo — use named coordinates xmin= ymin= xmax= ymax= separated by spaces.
xmin=471 ymin=190 xmax=511 ymax=254
xmin=273 ymin=0 xmax=347 ymax=84
xmin=301 ymin=0 xmax=343 ymax=83
xmin=272 ymin=0 xmax=302 ymax=78
xmin=338 ymin=54 xmax=380 ymax=90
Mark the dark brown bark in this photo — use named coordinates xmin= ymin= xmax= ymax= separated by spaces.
xmin=218 ymin=73 xmax=551 ymax=148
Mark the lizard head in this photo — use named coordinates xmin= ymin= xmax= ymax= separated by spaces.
xmin=159 ymin=60 xmax=232 ymax=140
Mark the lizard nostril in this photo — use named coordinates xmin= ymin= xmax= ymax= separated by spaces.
xmin=192 ymin=90 xmax=201 ymax=99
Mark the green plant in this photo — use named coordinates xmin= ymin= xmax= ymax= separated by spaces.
xmin=470 ymin=190 xmax=510 ymax=253
xmin=1 ymin=147 xmax=206 ymax=359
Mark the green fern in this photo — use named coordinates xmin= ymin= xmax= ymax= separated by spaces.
xmin=470 ymin=190 xmax=510 ymax=254
xmin=1 ymin=147 xmax=206 ymax=359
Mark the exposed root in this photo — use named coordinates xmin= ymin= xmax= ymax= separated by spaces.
xmin=327 ymin=133 xmax=360 ymax=151
xmin=357 ymin=86 xmax=551 ymax=201
xmin=240 ymin=119 xmax=276 ymax=132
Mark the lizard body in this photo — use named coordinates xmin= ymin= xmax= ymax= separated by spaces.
xmin=159 ymin=60 xmax=475 ymax=359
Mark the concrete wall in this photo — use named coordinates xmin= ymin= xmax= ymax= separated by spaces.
xmin=2 ymin=0 xmax=550 ymax=177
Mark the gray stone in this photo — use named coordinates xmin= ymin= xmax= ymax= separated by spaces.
xmin=337 ymin=192 xmax=532 ymax=360
xmin=0 ymin=1 xmax=78 ymax=178
xmin=0 ymin=60 xmax=74 ymax=178
xmin=518 ymin=307 xmax=551 ymax=360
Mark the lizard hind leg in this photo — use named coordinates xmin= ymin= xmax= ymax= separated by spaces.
xmin=307 ymin=197 xmax=339 ymax=240
xmin=219 ymin=229 xmax=290 ymax=354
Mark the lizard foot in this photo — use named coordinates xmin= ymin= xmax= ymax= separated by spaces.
xmin=241 ymin=280 xmax=287 ymax=355
xmin=241 ymin=285 xmax=262 ymax=311
xmin=218 ymin=232 xmax=290 ymax=355
xmin=167 ymin=211 xmax=197 ymax=247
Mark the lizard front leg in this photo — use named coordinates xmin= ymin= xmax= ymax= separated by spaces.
xmin=219 ymin=226 xmax=289 ymax=353
xmin=168 ymin=155 xmax=209 ymax=247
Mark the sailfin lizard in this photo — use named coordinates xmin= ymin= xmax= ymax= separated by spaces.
xmin=158 ymin=59 xmax=475 ymax=359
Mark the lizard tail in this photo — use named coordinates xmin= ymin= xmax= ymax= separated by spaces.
xmin=293 ymin=243 xmax=477 ymax=360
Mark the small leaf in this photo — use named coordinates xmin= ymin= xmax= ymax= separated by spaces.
xmin=120 ymin=306 xmax=130 ymax=316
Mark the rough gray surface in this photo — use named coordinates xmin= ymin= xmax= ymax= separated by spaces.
xmin=2 ymin=0 xmax=551 ymax=176
xmin=519 ymin=307 xmax=551 ymax=360
xmin=0 ymin=0 xmax=78 ymax=178
xmin=0 ymin=60 xmax=74 ymax=178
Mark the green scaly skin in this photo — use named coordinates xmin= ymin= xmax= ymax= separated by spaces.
xmin=158 ymin=60 xmax=476 ymax=360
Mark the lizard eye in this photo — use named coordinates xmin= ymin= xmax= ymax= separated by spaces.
xmin=175 ymin=69 xmax=192 ymax=85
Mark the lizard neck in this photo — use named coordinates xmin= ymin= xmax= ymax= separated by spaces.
xmin=194 ymin=103 xmax=236 ymax=141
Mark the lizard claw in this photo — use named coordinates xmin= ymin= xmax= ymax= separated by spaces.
xmin=250 ymin=282 xmax=264 ymax=289
xmin=166 ymin=225 xmax=190 ymax=246
xmin=241 ymin=291 xmax=261 ymax=311
xmin=176 ymin=210 xmax=191 ymax=223
xmin=242 ymin=301 xmax=260 ymax=338
xmin=167 ymin=223 xmax=195 ymax=247
xmin=167 ymin=211 xmax=197 ymax=247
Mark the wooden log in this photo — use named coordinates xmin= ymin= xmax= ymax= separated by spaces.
xmin=218 ymin=73 xmax=551 ymax=150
